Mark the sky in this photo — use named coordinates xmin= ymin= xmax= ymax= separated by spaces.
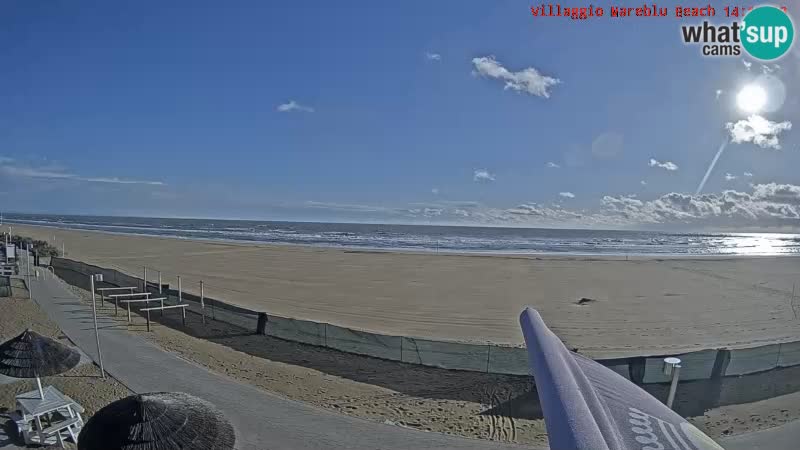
xmin=1 ymin=1 xmax=799 ymax=231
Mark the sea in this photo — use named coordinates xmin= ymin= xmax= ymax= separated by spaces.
xmin=4 ymin=213 xmax=800 ymax=256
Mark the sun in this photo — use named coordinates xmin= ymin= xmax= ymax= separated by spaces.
xmin=736 ymin=84 xmax=767 ymax=113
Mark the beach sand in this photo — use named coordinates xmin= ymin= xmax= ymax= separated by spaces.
xmin=12 ymin=224 xmax=800 ymax=358
xmin=0 ymin=281 xmax=131 ymax=449
xmin=58 ymin=276 xmax=800 ymax=447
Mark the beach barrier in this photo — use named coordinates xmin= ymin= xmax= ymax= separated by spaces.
xmin=50 ymin=257 xmax=800 ymax=384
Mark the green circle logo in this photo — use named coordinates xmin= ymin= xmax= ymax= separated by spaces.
xmin=741 ymin=6 xmax=795 ymax=60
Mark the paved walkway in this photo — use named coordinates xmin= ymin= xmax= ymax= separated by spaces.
xmin=25 ymin=269 xmax=530 ymax=450
xmin=721 ymin=419 xmax=800 ymax=450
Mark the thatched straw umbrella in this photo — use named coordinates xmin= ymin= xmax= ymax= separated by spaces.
xmin=0 ymin=329 xmax=81 ymax=398
xmin=77 ymin=392 xmax=235 ymax=450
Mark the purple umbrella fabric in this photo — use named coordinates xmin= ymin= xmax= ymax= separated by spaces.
xmin=519 ymin=307 xmax=725 ymax=450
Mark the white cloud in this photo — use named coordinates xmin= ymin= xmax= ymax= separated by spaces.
xmin=744 ymin=172 xmax=754 ymax=177
xmin=648 ymin=158 xmax=679 ymax=171
xmin=83 ymin=177 xmax=164 ymax=185
xmin=715 ymin=89 xmax=723 ymax=100
xmin=591 ymin=132 xmax=624 ymax=159
xmin=0 ymin=159 xmax=164 ymax=185
xmin=751 ymin=183 xmax=800 ymax=205
xmin=601 ymin=184 xmax=800 ymax=225
xmin=425 ymin=52 xmax=441 ymax=61
xmin=742 ymin=60 xmax=752 ymax=70
xmin=725 ymin=115 xmax=792 ymax=149
xmin=473 ymin=169 xmax=496 ymax=182
xmin=277 ymin=100 xmax=314 ymax=113
xmin=559 ymin=192 xmax=575 ymax=199
xmin=505 ymin=203 xmax=583 ymax=221
xmin=303 ymin=201 xmax=398 ymax=214
xmin=431 ymin=188 xmax=439 ymax=195
xmin=0 ymin=156 xmax=14 ymax=164
xmin=640 ymin=180 xmax=647 ymax=186
xmin=471 ymin=55 xmax=560 ymax=98
xmin=761 ymin=64 xmax=779 ymax=74
xmin=725 ymin=173 xmax=737 ymax=181
xmin=546 ymin=161 xmax=560 ymax=169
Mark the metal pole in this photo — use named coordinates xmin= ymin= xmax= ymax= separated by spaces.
xmin=178 ymin=275 xmax=182 ymax=303
xmin=26 ymin=243 xmax=32 ymax=299
xmin=143 ymin=266 xmax=148 ymax=292
xmin=158 ymin=271 xmax=162 ymax=294
xmin=200 ymin=280 xmax=206 ymax=324
xmin=36 ymin=376 xmax=45 ymax=399
xmin=90 ymin=275 xmax=106 ymax=379
xmin=666 ymin=365 xmax=681 ymax=409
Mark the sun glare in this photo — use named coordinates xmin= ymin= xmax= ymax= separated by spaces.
xmin=736 ymin=84 xmax=767 ymax=113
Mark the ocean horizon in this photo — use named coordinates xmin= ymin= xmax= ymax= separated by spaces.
xmin=3 ymin=213 xmax=800 ymax=256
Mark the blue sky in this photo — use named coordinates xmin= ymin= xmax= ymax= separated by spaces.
xmin=1 ymin=1 xmax=799 ymax=230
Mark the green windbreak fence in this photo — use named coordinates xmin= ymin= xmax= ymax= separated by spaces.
xmin=0 ymin=276 xmax=10 ymax=297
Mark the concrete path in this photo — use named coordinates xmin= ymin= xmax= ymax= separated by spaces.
xmin=721 ymin=419 xmax=800 ymax=450
xmin=24 ymin=268 xmax=531 ymax=450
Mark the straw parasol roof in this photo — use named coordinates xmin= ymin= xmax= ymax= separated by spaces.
xmin=0 ymin=329 xmax=80 ymax=378
xmin=78 ymin=392 xmax=235 ymax=450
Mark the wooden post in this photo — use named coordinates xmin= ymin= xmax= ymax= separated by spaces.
xmin=256 ymin=313 xmax=268 ymax=335
xmin=158 ymin=271 xmax=162 ymax=294
xmin=200 ymin=280 xmax=205 ymax=324
xmin=146 ymin=310 xmax=151 ymax=332
xmin=127 ymin=302 xmax=131 ymax=323
xmin=143 ymin=266 xmax=147 ymax=292
xmin=178 ymin=276 xmax=182 ymax=303
xmin=182 ymin=306 xmax=186 ymax=326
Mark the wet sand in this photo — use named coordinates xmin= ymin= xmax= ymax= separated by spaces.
xmin=12 ymin=224 xmax=800 ymax=358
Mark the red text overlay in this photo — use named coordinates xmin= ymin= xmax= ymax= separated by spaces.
xmin=530 ymin=4 xmax=789 ymax=20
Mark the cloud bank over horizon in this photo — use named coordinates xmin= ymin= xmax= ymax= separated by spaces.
xmin=298 ymin=182 xmax=800 ymax=231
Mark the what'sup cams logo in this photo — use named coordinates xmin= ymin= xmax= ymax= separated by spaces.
xmin=681 ymin=5 xmax=794 ymax=60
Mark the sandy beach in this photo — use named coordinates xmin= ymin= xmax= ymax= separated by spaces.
xmin=55 ymin=266 xmax=800 ymax=447
xmin=11 ymin=224 xmax=800 ymax=357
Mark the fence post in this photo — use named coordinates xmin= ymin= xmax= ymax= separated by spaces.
xmin=178 ymin=275 xmax=182 ymax=303
xmin=158 ymin=271 xmax=162 ymax=294
xmin=143 ymin=266 xmax=147 ymax=292
xmin=200 ymin=280 xmax=206 ymax=324
xmin=256 ymin=313 xmax=268 ymax=335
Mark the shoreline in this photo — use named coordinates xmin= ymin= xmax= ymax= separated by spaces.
xmin=6 ymin=220 xmax=799 ymax=261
